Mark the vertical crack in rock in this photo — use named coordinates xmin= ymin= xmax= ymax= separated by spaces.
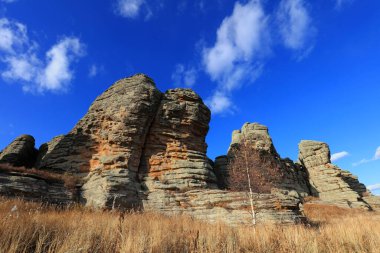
xmin=138 ymin=88 xmax=218 ymax=193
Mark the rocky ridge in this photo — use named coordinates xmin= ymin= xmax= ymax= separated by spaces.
xmin=0 ymin=74 xmax=379 ymax=225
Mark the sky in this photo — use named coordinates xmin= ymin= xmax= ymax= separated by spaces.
xmin=0 ymin=0 xmax=379 ymax=195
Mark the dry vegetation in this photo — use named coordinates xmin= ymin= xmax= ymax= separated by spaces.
xmin=0 ymin=198 xmax=379 ymax=253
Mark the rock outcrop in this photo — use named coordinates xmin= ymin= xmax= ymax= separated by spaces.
xmin=229 ymin=123 xmax=277 ymax=154
xmin=138 ymin=89 xmax=217 ymax=192
xmin=1 ymin=74 xmax=377 ymax=226
xmin=0 ymin=170 xmax=73 ymax=204
xmin=38 ymin=74 xmax=162 ymax=209
xmin=144 ymin=189 xmax=304 ymax=225
xmin=221 ymin=123 xmax=311 ymax=198
xmin=298 ymin=140 xmax=370 ymax=209
xmin=0 ymin=135 xmax=38 ymax=167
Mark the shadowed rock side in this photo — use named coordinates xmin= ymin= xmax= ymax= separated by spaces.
xmin=216 ymin=123 xmax=312 ymax=198
xmin=0 ymin=135 xmax=38 ymax=167
xmin=0 ymin=170 xmax=73 ymax=204
xmin=298 ymin=140 xmax=370 ymax=209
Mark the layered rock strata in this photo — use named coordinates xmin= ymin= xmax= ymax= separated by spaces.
xmin=0 ymin=170 xmax=73 ymax=204
xmin=144 ymin=189 xmax=304 ymax=225
xmin=38 ymin=75 xmax=162 ymax=209
xmin=298 ymin=140 xmax=370 ymax=209
xmin=0 ymin=135 xmax=38 ymax=167
xmin=138 ymin=89 xmax=217 ymax=192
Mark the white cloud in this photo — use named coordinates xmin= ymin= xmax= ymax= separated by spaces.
xmin=115 ymin=0 xmax=148 ymax=19
xmin=205 ymin=91 xmax=233 ymax=114
xmin=367 ymin=184 xmax=380 ymax=192
xmin=276 ymin=0 xmax=315 ymax=53
xmin=0 ymin=18 xmax=85 ymax=93
xmin=331 ymin=151 xmax=349 ymax=162
xmin=202 ymin=0 xmax=269 ymax=114
xmin=374 ymin=146 xmax=380 ymax=160
xmin=352 ymin=146 xmax=380 ymax=167
xmin=37 ymin=37 xmax=85 ymax=92
xmin=0 ymin=18 xmax=28 ymax=53
xmin=171 ymin=64 xmax=197 ymax=87
xmin=2 ymin=54 xmax=40 ymax=82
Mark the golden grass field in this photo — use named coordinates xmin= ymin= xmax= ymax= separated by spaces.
xmin=0 ymin=197 xmax=379 ymax=253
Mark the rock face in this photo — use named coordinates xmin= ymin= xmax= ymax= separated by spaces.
xmin=0 ymin=170 xmax=73 ymax=204
xmin=298 ymin=140 xmax=370 ymax=209
xmin=138 ymin=89 xmax=217 ymax=192
xmin=222 ymin=123 xmax=311 ymax=198
xmin=230 ymin=123 xmax=277 ymax=154
xmin=0 ymin=135 xmax=38 ymax=167
xmin=37 ymin=75 xmax=162 ymax=209
xmin=144 ymin=189 xmax=304 ymax=225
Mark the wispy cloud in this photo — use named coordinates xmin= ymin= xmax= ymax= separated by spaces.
xmin=202 ymin=0 xmax=269 ymax=114
xmin=276 ymin=0 xmax=315 ymax=58
xmin=115 ymin=0 xmax=153 ymax=20
xmin=88 ymin=64 xmax=98 ymax=78
xmin=331 ymin=151 xmax=349 ymax=162
xmin=0 ymin=18 xmax=85 ymax=93
xmin=171 ymin=64 xmax=197 ymax=87
xmin=367 ymin=184 xmax=380 ymax=192
xmin=353 ymin=146 xmax=380 ymax=167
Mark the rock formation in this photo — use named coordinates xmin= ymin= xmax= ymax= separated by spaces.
xmin=138 ymin=88 xmax=217 ymax=192
xmin=0 ymin=74 xmax=378 ymax=225
xmin=219 ymin=123 xmax=311 ymax=198
xmin=298 ymin=140 xmax=370 ymax=209
xmin=0 ymin=135 xmax=38 ymax=167
xmin=0 ymin=165 xmax=74 ymax=204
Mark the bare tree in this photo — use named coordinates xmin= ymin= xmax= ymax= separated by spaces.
xmin=227 ymin=138 xmax=284 ymax=225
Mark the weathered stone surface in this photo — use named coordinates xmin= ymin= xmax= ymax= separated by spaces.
xmin=81 ymin=168 xmax=141 ymax=209
xmin=279 ymin=158 xmax=311 ymax=198
xmin=363 ymin=195 xmax=380 ymax=211
xmin=0 ymin=171 xmax=73 ymax=204
xmin=0 ymin=135 xmax=38 ymax=167
xmin=298 ymin=140 xmax=330 ymax=168
xmin=38 ymin=74 xmax=162 ymax=208
xmin=298 ymin=140 xmax=370 ymax=209
xmin=143 ymin=189 xmax=304 ymax=225
xmin=230 ymin=123 xmax=277 ymax=155
xmin=221 ymin=123 xmax=311 ymax=198
xmin=138 ymin=89 xmax=217 ymax=192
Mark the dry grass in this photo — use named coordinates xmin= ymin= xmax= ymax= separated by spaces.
xmin=0 ymin=198 xmax=379 ymax=253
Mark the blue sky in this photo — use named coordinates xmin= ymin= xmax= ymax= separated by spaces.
xmin=0 ymin=0 xmax=379 ymax=195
